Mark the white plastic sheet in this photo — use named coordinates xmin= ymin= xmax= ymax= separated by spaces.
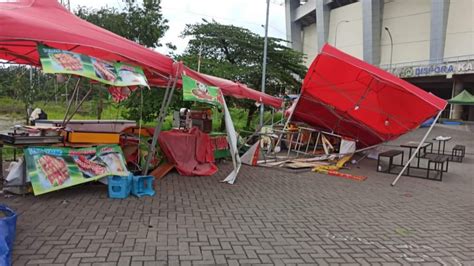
xmin=221 ymin=97 xmax=241 ymax=184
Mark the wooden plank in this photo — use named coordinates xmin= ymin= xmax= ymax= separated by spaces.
xmin=284 ymin=161 xmax=329 ymax=169
xmin=149 ymin=162 xmax=174 ymax=180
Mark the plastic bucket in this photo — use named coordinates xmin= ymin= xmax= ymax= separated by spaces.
xmin=0 ymin=205 xmax=17 ymax=266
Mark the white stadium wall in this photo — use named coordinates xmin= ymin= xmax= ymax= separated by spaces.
xmin=444 ymin=0 xmax=474 ymax=59
xmin=327 ymin=1 xmax=363 ymax=61
xmin=379 ymin=0 xmax=431 ymax=66
xmin=297 ymin=0 xmax=474 ymax=66
xmin=302 ymin=23 xmax=319 ymax=66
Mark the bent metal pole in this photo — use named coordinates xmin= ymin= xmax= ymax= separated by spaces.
xmin=274 ymin=96 xmax=300 ymax=150
xmin=391 ymin=110 xmax=443 ymax=186
xmin=142 ymin=76 xmax=176 ymax=175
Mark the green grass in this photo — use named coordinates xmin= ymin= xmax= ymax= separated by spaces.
xmin=0 ymin=97 xmax=125 ymax=121
xmin=1 ymin=146 xmax=22 ymax=161
xmin=0 ymin=97 xmax=283 ymax=132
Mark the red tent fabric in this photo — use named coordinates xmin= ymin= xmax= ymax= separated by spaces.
xmin=175 ymin=62 xmax=283 ymax=109
xmin=292 ymin=44 xmax=447 ymax=148
xmin=158 ymin=128 xmax=217 ymax=176
xmin=0 ymin=0 xmax=283 ymax=107
xmin=0 ymin=0 xmax=173 ymax=86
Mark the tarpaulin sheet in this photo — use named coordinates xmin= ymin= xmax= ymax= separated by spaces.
xmin=158 ymin=128 xmax=217 ymax=176
xmin=292 ymin=44 xmax=447 ymax=148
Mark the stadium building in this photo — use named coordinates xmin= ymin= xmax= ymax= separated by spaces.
xmin=285 ymin=0 xmax=474 ymax=121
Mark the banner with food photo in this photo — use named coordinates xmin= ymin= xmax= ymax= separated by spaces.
xmin=182 ymin=74 xmax=224 ymax=107
xmin=37 ymin=44 xmax=148 ymax=87
xmin=25 ymin=145 xmax=128 ymax=195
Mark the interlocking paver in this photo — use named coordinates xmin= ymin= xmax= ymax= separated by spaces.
xmin=3 ymin=125 xmax=474 ymax=265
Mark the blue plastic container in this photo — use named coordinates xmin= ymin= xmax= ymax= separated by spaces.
xmin=442 ymin=120 xmax=463 ymax=125
xmin=131 ymin=175 xmax=155 ymax=198
xmin=421 ymin=117 xmax=435 ymax=127
xmin=107 ymin=175 xmax=132 ymax=199
xmin=0 ymin=205 xmax=17 ymax=266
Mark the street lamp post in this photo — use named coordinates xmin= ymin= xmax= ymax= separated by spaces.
xmin=385 ymin=27 xmax=393 ymax=71
xmin=197 ymin=41 xmax=203 ymax=72
xmin=259 ymin=0 xmax=270 ymax=128
xmin=334 ymin=20 xmax=349 ymax=48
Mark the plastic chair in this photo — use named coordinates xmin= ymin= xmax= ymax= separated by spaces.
xmin=107 ymin=175 xmax=132 ymax=199
xmin=131 ymin=175 xmax=155 ymax=197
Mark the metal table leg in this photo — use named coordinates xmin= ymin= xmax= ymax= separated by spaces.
xmin=406 ymin=148 xmax=412 ymax=176
xmin=0 ymin=143 xmax=3 ymax=184
xmin=22 ymin=154 xmax=27 ymax=197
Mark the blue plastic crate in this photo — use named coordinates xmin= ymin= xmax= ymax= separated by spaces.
xmin=131 ymin=175 xmax=155 ymax=198
xmin=107 ymin=175 xmax=132 ymax=199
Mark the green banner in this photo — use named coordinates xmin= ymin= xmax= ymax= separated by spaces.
xmin=38 ymin=44 xmax=148 ymax=87
xmin=182 ymin=74 xmax=224 ymax=107
xmin=25 ymin=145 xmax=128 ymax=196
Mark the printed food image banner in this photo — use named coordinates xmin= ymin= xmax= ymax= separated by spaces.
xmin=182 ymin=74 xmax=224 ymax=107
xmin=37 ymin=44 xmax=149 ymax=87
xmin=25 ymin=145 xmax=129 ymax=195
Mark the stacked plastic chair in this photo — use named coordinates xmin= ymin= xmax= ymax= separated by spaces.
xmin=107 ymin=175 xmax=132 ymax=199
xmin=131 ymin=175 xmax=156 ymax=197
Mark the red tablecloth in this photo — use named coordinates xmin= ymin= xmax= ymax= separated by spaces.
xmin=158 ymin=128 xmax=217 ymax=176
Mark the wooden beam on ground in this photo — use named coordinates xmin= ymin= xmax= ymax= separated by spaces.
xmin=149 ymin=161 xmax=174 ymax=180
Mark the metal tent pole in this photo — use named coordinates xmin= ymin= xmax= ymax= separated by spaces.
xmin=63 ymin=86 xmax=93 ymax=126
xmin=62 ymin=78 xmax=81 ymax=126
xmin=142 ymin=77 xmax=177 ymax=175
xmin=274 ymin=96 xmax=300 ymax=151
xmin=391 ymin=110 xmax=443 ymax=186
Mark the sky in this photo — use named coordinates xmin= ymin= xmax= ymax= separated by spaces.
xmin=70 ymin=0 xmax=287 ymax=55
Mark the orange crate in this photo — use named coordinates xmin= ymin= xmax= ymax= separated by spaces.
xmin=67 ymin=132 xmax=120 ymax=144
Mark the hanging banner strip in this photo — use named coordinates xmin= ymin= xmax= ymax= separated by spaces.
xmin=181 ymin=74 xmax=241 ymax=183
xmin=182 ymin=74 xmax=224 ymax=107
xmin=38 ymin=44 xmax=148 ymax=87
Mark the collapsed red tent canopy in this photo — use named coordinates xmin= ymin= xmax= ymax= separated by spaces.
xmin=174 ymin=62 xmax=283 ymax=109
xmin=0 ymin=0 xmax=173 ymax=85
xmin=292 ymin=44 xmax=447 ymax=148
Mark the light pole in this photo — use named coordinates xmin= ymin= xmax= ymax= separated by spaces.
xmin=385 ymin=27 xmax=393 ymax=71
xmin=259 ymin=0 xmax=270 ymax=128
xmin=197 ymin=41 xmax=203 ymax=72
xmin=334 ymin=20 xmax=349 ymax=48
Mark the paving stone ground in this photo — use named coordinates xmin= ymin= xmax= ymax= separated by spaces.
xmin=2 ymin=124 xmax=474 ymax=265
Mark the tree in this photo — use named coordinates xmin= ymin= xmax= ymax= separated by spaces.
xmin=75 ymin=0 xmax=174 ymax=121
xmin=75 ymin=0 xmax=172 ymax=49
xmin=121 ymin=88 xmax=191 ymax=123
xmin=177 ymin=21 xmax=307 ymax=129
xmin=0 ymin=1 xmax=173 ymax=122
